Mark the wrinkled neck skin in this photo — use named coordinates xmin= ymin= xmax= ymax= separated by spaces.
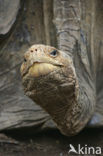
xmin=23 ymin=53 xmax=95 ymax=136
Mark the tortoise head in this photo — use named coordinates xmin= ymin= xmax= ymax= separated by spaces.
xmin=21 ymin=44 xmax=73 ymax=78
xmin=20 ymin=44 xmax=77 ymax=98
xmin=20 ymin=44 xmax=85 ymax=136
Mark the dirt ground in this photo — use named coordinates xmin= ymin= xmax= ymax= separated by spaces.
xmin=0 ymin=128 xmax=103 ymax=156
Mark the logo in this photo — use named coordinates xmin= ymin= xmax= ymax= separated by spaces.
xmin=68 ymin=144 xmax=101 ymax=155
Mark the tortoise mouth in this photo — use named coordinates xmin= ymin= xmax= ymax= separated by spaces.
xmin=21 ymin=62 xmax=61 ymax=78
xmin=28 ymin=62 xmax=60 ymax=77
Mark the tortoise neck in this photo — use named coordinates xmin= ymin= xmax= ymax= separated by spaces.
xmin=64 ymin=84 xmax=95 ymax=136
xmin=45 ymin=70 xmax=96 ymax=136
xmin=50 ymin=81 xmax=95 ymax=136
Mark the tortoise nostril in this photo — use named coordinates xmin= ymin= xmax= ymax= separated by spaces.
xmin=30 ymin=49 xmax=37 ymax=52
xmin=30 ymin=50 xmax=33 ymax=53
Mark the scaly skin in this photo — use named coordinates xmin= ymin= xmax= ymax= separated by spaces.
xmin=21 ymin=44 xmax=95 ymax=136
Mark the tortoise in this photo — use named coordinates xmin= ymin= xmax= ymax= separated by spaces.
xmin=20 ymin=44 xmax=102 ymax=136
xmin=1 ymin=0 xmax=103 ymax=136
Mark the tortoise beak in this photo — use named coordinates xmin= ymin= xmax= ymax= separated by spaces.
xmin=28 ymin=62 xmax=59 ymax=77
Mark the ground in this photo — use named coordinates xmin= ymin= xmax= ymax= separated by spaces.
xmin=0 ymin=128 xmax=103 ymax=156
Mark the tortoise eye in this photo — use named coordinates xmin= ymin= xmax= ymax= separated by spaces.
xmin=50 ymin=50 xmax=58 ymax=57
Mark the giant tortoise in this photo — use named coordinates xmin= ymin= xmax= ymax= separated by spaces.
xmin=0 ymin=0 xmax=103 ymax=136
xmin=20 ymin=43 xmax=101 ymax=136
